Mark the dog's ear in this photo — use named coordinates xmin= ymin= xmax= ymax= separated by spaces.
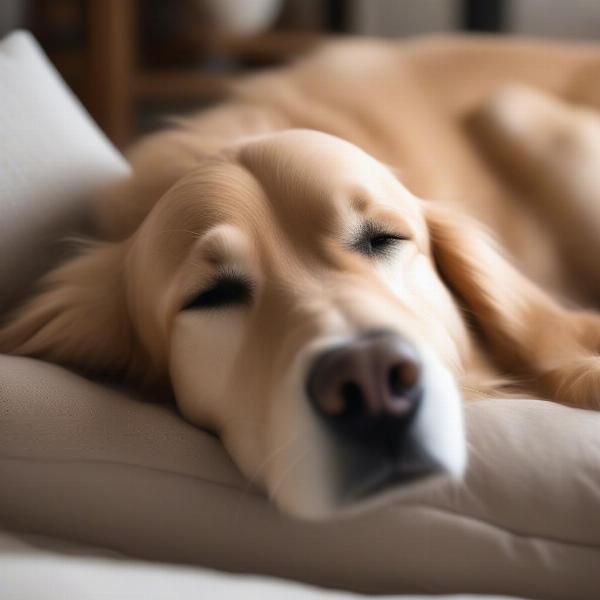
xmin=0 ymin=241 xmax=144 ymax=379
xmin=425 ymin=202 xmax=600 ymax=408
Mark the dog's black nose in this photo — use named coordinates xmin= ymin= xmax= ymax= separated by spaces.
xmin=307 ymin=331 xmax=422 ymax=456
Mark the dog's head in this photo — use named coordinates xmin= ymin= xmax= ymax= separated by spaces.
xmin=3 ymin=130 xmax=554 ymax=518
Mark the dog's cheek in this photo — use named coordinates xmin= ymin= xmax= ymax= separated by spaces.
xmin=378 ymin=252 xmax=466 ymax=370
xmin=375 ymin=246 xmax=412 ymax=304
xmin=169 ymin=310 xmax=246 ymax=428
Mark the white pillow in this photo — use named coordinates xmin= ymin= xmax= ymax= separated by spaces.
xmin=0 ymin=30 xmax=129 ymax=310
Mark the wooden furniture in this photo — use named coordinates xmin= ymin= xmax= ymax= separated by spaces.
xmin=34 ymin=0 xmax=325 ymax=148
xmin=86 ymin=0 xmax=137 ymax=148
xmin=33 ymin=0 xmax=508 ymax=148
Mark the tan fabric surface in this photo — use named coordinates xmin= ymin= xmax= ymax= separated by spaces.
xmin=1 ymin=355 xmax=599 ymax=600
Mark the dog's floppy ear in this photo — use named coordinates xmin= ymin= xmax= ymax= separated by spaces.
xmin=0 ymin=241 xmax=143 ymax=379
xmin=425 ymin=202 xmax=600 ymax=408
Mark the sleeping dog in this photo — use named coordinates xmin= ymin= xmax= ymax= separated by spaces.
xmin=3 ymin=39 xmax=600 ymax=518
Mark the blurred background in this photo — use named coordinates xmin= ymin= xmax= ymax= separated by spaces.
xmin=1 ymin=0 xmax=600 ymax=149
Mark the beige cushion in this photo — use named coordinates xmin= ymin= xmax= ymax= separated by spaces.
xmin=1 ymin=354 xmax=600 ymax=599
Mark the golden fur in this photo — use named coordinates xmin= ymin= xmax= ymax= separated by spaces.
xmin=3 ymin=36 xmax=600 ymax=515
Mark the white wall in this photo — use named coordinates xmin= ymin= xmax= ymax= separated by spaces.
xmin=347 ymin=0 xmax=600 ymax=40
xmin=511 ymin=0 xmax=600 ymax=39
xmin=348 ymin=0 xmax=458 ymax=37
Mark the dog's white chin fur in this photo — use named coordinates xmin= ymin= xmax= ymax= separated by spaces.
xmin=266 ymin=345 xmax=467 ymax=521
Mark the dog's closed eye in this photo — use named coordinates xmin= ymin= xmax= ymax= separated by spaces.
xmin=352 ymin=222 xmax=408 ymax=258
xmin=183 ymin=275 xmax=253 ymax=311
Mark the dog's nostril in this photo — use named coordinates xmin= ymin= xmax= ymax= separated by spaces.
xmin=319 ymin=392 xmax=344 ymax=416
xmin=388 ymin=360 xmax=420 ymax=396
xmin=339 ymin=381 xmax=365 ymax=418
xmin=307 ymin=331 xmax=423 ymax=432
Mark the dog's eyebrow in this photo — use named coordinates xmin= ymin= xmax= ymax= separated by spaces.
xmin=349 ymin=195 xmax=370 ymax=214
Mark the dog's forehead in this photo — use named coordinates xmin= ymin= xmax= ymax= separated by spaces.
xmin=143 ymin=130 xmax=424 ymax=262
xmin=236 ymin=130 xmax=416 ymax=211
xmin=149 ymin=158 xmax=268 ymax=232
xmin=240 ymin=130 xmax=382 ymax=180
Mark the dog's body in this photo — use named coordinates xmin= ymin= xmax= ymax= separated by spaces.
xmin=3 ymin=36 xmax=600 ymax=517
xmin=96 ymin=36 xmax=600 ymax=301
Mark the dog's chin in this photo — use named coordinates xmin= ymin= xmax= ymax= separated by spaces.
xmin=267 ymin=349 xmax=467 ymax=521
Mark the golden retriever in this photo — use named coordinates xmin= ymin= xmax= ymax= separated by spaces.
xmin=3 ymin=38 xmax=600 ymax=518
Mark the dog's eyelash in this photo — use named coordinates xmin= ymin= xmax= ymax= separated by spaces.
xmin=352 ymin=223 xmax=407 ymax=257
xmin=183 ymin=276 xmax=253 ymax=310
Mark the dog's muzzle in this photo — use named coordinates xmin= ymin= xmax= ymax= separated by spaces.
xmin=304 ymin=329 xmax=462 ymax=508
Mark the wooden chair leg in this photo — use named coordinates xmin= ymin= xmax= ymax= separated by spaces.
xmin=85 ymin=0 xmax=137 ymax=148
